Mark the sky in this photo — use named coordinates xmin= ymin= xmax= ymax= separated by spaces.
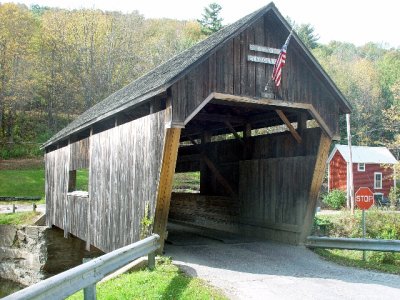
xmin=7 ymin=0 xmax=400 ymax=48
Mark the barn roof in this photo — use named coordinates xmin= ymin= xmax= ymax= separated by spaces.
xmin=43 ymin=2 xmax=352 ymax=149
xmin=328 ymin=144 xmax=398 ymax=164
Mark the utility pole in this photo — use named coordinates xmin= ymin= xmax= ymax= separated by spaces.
xmin=346 ymin=114 xmax=355 ymax=215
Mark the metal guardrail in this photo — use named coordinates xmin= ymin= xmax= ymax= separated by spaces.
xmin=306 ymin=236 xmax=400 ymax=252
xmin=4 ymin=234 xmax=160 ymax=300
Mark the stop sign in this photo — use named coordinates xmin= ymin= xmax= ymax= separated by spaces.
xmin=355 ymin=187 xmax=374 ymax=210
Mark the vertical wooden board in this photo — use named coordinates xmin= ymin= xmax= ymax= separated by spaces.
xmin=246 ymin=27 xmax=256 ymax=96
xmin=239 ymin=31 xmax=248 ymax=95
xmin=254 ymin=18 xmax=266 ymax=97
xmin=233 ymin=36 xmax=241 ymax=95
xmin=215 ymin=46 xmax=225 ymax=93
xmin=153 ymin=127 xmax=181 ymax=252
xmin=225 ymin=40 xmax=234 ymax=95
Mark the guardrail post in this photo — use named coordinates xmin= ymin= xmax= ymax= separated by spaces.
xmin=148 ymin=252 xmax=156 ymax=270
xmin=12 ymin=204 xmax=16 ymax=213
xmin=83 ymin=284 xmax=96 ymax=300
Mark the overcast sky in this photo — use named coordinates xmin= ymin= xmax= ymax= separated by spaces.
xmin=8 ymin=0 xmax=400 ymax=48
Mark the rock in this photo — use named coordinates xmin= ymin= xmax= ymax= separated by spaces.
xmin=0 ymin=225 xmax=103 ymax=286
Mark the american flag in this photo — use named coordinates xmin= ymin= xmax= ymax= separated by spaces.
xmin=271 ymin=32 xmax=292 ymax=87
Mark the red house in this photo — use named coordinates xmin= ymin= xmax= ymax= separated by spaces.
xmin=327 ymin=145 xmax=398 ymax=202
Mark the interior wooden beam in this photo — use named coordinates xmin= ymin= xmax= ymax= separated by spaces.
xmin=195 ymin=112 xmax=245 ymax=124
xmin=297 ymin=112 xmax=308 ymax=135
xmin=202 ymin=155 xmax=236 ymax=197
xmin=212 ymin=92 xmax=334 ymax=139
xmin=224 ymin=121 xmax=245 ymax=145
xmin=275 ymin=109 xmax=302 ymax=143
xmin=153 ymin=127 xmax=181 ymax=253
xmin=243 ymin=123 xmax=252 ymax=138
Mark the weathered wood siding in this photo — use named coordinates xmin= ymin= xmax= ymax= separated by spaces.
xmin=171 ymin=12 xmax=340 ymax=136
xmin=239 ymin=156 xmax=315 ymax=242
xmin=172 ymin=128 xmax=328 ymax=243
xmin=67 ymin=195 xmax=89 ymax=240
xmin=69 ymin=137 xmax=90 ymax=170
xmin=169 ymin=193 xmax=239 ymax=233
xmin=45 ymin=146 xmax=70 ymax=229
xmin=176 ymin=128 xmax=322 ymax=196
xmin=89 ymin=111 xmax=166 ymax=252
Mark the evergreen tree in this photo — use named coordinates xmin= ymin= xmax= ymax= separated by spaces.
xmin=197 ymin=3 xmax=223 ymax=35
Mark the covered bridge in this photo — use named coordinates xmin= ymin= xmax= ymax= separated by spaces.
xmin=42 ymin=2 xmax=351 ymax=253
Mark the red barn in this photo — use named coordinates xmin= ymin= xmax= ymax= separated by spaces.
xmin=327 ymin=145 xmax=398 ymax=202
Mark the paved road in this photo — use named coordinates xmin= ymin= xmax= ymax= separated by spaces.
xmin=0 ymin=204 xmax=46 ymax=214
xmin=165 ymin=227 xmax=400 ymax=300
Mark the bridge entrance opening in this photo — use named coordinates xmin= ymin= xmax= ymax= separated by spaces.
xmin=165 ymin=95 xmax=326 ymax=246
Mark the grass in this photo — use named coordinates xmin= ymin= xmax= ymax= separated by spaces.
xmin=0 ymin=169 xmax=45 ymax=198
xmin=68 ymin=258 xmax=227 ymax=300
xmin=0 ymin=211 xmax=41 ymax=225
xmin=315 ymin=248 xmax=400 ymax=275
xmin=313 ymin=210 xmax=400 ymax=274
xmin=0 ymin=165 xmax=89 ymax=204
xmin=173 ymin=172 xmax=200 ymax=193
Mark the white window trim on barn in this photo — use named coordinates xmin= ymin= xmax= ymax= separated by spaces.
xmin=374 ymin=172 xmax=383 ymax=189
xmin=357 ymin=163 xmax=365 ymax=172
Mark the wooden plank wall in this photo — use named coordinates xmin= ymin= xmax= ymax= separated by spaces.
xmin=70 ymin=137 xmax=90 ymax=170
xmin=45 ymin=146 xmax=70 ymax=229
xmin=67 ymin=195 xmax=88 ymax=240
xmin=89 ymin=111 xmax=166 ymax=252
xmin=239 ymin=156 xmax=315 ymax=243
xmin=171 ymin=128 xmax=326 ymax=243
xmin=169 ymin=193 xmax=239 ymax=233
xmin=176 ymin=128 xmax=322 ymax=195
xmin=171 ymin=12 xmax=340 ymax=136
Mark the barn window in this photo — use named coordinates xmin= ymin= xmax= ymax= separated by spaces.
xmin=357 ymin=163 xmax=365 ymax=172
xmin=374 ymin=172 xmax=382 ymax=189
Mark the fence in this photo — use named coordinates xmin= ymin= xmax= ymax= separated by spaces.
xmin=3 ymin=234 xmax=160 ymax=300
xmin=306 ymin=236 xmax=400 ymax=252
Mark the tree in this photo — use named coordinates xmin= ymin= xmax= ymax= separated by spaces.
xmin=296 ymin=23 xmax=319 ymax=49
xmin=197 ymin=3 xmax=223 ymax=35
xmin=0 ymin=3 xmax=38 ymax=142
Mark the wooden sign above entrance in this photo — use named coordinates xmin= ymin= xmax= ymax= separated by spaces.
xmin=247 ymin=55 xmax=276 ymax=65
xmin=247 ymin=44 xmax=280 ymax=65
xmin=249 ymin=44 xmax=280 ymax=54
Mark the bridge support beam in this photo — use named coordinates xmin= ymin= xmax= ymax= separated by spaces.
xmin=153 ymin=127 xmax=181 ymax=253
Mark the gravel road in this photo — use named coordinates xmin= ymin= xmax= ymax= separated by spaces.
xmin=165 ymin=228 xmax=400 ymax=300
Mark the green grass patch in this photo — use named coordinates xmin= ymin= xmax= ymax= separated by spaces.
xmin=313 ymin=210 xmax=400 ymax=274
xmin=173 ymin=172 xmax=200 ymax=193
xmin=0 ymin=211 xmax=41 ymax=225
xmin=0 ymin=169 xmax=45 ymax=198
xmin=75 ymin=169 xmax=89 ymax=191
xmin=68 ymin=258 xmax=226 ymax=300
xmin=315 ymin=248 xmax=400 ymax=275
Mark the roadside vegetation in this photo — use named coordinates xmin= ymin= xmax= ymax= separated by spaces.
xmin=68 ymin=257 xmax=227 ymax=300
xmin=0 ymin=211 xmax=41 ymax=225
xmin=313 ymin=210 xmax=400 ymax=274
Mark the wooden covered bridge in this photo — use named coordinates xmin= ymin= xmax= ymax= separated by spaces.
xmin=42 ymin=3 xmax=351 ymax=253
